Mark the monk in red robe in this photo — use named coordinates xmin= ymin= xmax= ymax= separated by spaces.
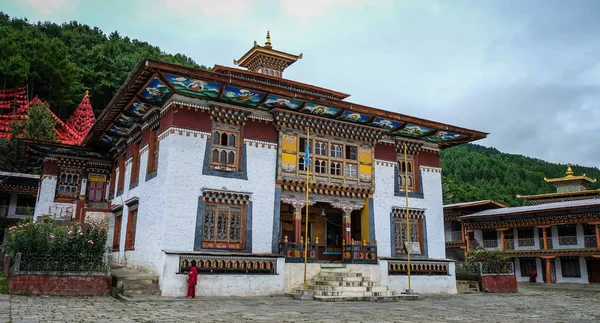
xmin=187 ymin=260 xmax=198 ymax=298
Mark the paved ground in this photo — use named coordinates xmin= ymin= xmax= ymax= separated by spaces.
xmin=3 ymin=285 xmax=600 ymax=323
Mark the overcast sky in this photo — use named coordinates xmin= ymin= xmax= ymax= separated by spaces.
xmin=2 ymin=0 xmax=599 ymax=168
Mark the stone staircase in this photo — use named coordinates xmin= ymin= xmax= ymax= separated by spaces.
xmin=456 ymin=280 xmax=480 ymax=294
xmin=111 ymin=264 xmax=161 ymax=299
xmin=295 ymin=267 xmax=418 ymax=302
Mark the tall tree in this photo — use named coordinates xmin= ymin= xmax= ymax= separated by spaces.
xmin=10 ymin=100 xmax=58 ymax=142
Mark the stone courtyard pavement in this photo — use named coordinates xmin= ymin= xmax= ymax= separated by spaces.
xmin=2 ymin=285 xmax=600 ymax=323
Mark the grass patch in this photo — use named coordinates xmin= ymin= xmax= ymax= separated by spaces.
xmin=0 ymin=273 xmax=8 ymax=294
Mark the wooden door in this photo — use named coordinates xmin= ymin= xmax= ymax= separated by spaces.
xmin=125 ymin=209 xmax=137 ymax=250
xmin=112 ymin=214 xmax=122 ymax=251
xmin=587 ymin=258 xmax=600 ymax=283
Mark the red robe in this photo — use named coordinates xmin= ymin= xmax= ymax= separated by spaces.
xmin=187 ymin=267 xmax=198 ymax=297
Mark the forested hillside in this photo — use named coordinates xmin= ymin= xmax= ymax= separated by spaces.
xmin=0 ymin=12 xmax=207 ymax=119
xmin=441 ymin=144 xmax=600 ymax=206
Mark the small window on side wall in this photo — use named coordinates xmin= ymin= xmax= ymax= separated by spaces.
xmin=210 ymin=122 xmax=241 ymax=172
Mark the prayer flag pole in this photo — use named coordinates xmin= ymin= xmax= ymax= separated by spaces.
xmin=303 ymin=128 xmax=311 ymax=290
xmin=404 ymin=143 xmax=412 ymax=292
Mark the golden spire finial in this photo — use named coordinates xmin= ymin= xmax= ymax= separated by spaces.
xmin=265 ymin=31 xmax=272 ymax=49
xmin=566 ymin=163 xmax=574 ymax=176
xmin=85 ymin=90 xmax=89 ymax=97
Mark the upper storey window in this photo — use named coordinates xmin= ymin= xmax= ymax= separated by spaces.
xmin=57 ymin=169 xmax=81 ymax=199
xmin=398 ymin=158 xmax=415 ymax=191
xmin=210 ymin=122 xmax=241 ymax=171
xmin=297 ymin=137 xmax=360 ymax=179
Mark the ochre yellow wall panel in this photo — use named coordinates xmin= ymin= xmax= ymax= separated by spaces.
xmin=359 ymin=147 xmax=372 ymax=164
xmin=281 ymin=134 xmax=297 ymax=152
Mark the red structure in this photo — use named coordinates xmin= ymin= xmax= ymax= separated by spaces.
xmin=0 ymin=86 xmax=94 ymax=145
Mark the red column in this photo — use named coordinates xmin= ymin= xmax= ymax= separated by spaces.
xmin=343 ymin=210 xmax=352 ymax=245
xmin=542 ymin=228 xmax=548 ymax=250
xmin=545 ymin=258 xmax=553 ymax=284
xmin=293 ymin=206 xmax=302 ymax=243
xmin=595 ymin=225 xmax=600 ymax=249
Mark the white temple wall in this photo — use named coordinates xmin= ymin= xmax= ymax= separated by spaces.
xmin=159 ymin=132 xmax=278 ymax=254
xmin=555 ymin=256 xmax=589 ymax=284
xmin=379 ymin=260 xmax=457 ymax=294
xmin=34 ymin=175 xmax=74 ymax=221
xmin=373 ymin=162 xmax=445 ymax=259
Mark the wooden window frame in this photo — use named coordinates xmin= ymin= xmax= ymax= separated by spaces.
xmin=398 ymin=157 xmax=416 ymax=192
xmin=113 ymin=211 xmax=122 ymax=251
xmin=210 ymin=123 xmax=241 ymax=172
xmin=117 ymin=154 xmax=126 ymax=193
xmin=56 ymin=168 xmax=81 ymax=199
xmin=87 ymin=174 xmax=106 ymax=202
xmin=394 ymin=217 xmax=424 ymax=255
xmin=560 ymin=258 xmax=581 ymax=278
xmin=130 ymin=142 xmax=140 ymax=185
xmin=109 ymin=164 xmax=117 ymax=198
xmin=125 ymin=208 xmax=138 ymax=250
xmin=296 ymin=137 xmax=362 ymax=182
xmin=147 ymin=129 xmax=159 ymax=175
xmin=202 ymin=202 xmax=246 ymax=250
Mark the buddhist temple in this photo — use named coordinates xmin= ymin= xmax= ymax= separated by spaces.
xmin=445 ymin=164 xmax=600 ymax=285
xmin=20 ymin=33 xmax=490 ymax=298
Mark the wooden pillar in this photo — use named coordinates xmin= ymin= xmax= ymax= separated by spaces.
xmin=465 ymin=232 xmax=471 ymax=252
xmin=545 ymin=258 xmax=553 ymax=284
xmin=343 ymin=210 xmax=352 ymax=245
xmin=497 ymin=228 xmax=507 ymax=251
xmin=542 ymin=228 xmax=548 ymax=250
xmin=292 ymin=205 xmax=303 ymax=243
xmin=595 ymin=224 xmax=600 ymax=249
xmin=461 ymin=222 xmax=465 ymax=242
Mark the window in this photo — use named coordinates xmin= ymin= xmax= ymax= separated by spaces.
xmin=147 ymin=129 xmax=159 ymax=174
xmin=210 ymin=123 xmax=241 ymax=171
xmin=87 ymin=174 xmax=106 ymax=202
xmin=520 ymin=258 xmax=536 ymax=277
xmin=117 ymin=154 xmax=125 ymax=193
xmin=299 ymin=138 xmax=307 ymax=153
xmin=109 ymin=165 xmax=117 ymax=198
xmin=298 ymin=157 xmax=305 ymax=171
xmin=113 ymin=212 xmax=122 ymax=251
xmin=315 ymin=141 xmax=327 ymax=156
xmin=394 ymin=218 xmax=423 ymax=255
xmin=125 ymin=208 xmax=137 ymax=250
xmin=345 ymin=163 xmax=357 ymax=178
xmin=398 ymin=159 xmax=416 ymax=191
xmin=345 ymin=146 xmax=357 ymax=160
xmin=330 ymin=144 xmax=342 ymax=158
xmin=15 ymin=195 xmax=35 ymax=216
xmin=517 ymin=227 xmax=534 ymax=246
xmin=57 ymin=169 xmax=81 ymax=198
xmin=130 ymin=142 xmax=140 ymax=184
xmin=330 ymin=161 xmax=342 ymax=176
xmin=315 ymin=159 xmax=327 ymax=174
xmin=202 ymin=203 xmax=245 ymax=249
xmin=561 ymin=258 xmax=581 ymax=278
xmin=557 ymin=225 xmax=577 ymax=245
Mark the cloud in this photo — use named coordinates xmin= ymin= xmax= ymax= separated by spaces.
xmin=19 ymin=0 xmax=76 ymax=16
xmin=154 ymin=0 xmax=253 ymax=17
xmin=279 ymin=0 xmax=381 ymax=18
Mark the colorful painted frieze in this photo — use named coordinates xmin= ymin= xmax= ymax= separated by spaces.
xmin=140 ymin=77 xmax=171 ymax=104
xmin=259 ymin=94 xmax=302 ymax=111
xmin=221 ymin=86 xmax=265 ymax=107
xmin=164 ymin=74 xmax=221 ymax=99
xmin=394 ymin=123 xmax=433 ymax=137
xmin=338 ymin=111 xmax=371 ymax=124
xmin=300 ymin=103 xmax=340 ymax=118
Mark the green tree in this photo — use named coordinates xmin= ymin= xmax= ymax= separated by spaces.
xmin=10 ymin=100 xmax=58 ymax=142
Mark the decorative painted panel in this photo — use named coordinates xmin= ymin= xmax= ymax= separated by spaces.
xmin=125 ymin=99 xmax=152 ymax=118
xmin=394 ymin=123 xmax=433 ymax=137
xmin=139 ymin=76 xmax=171 ymax=104
xmin=259 ymin=94 xmax=302 ymax=111
xmin=99 ymin=134 xmax=117 ymax=145
xmin=358 ymin=147 xmax=372 ymax=164
xmin=424 ymin=131 xmax=461 ymax=143
xmin=164 ymin=73 xmax=221 ymax=98
xmin=221 ymin=86 xmax=265 ymax=107
xmin=107 ymin=124 xmax=128 ymax=137
xmin=300 ymin=103 xmax=340 ymax=118
xmin=337 ymin=111 xmax=371 ymax=124
xmin=281 ymin=134 xmax=297 ymax=153
xmin=115 ymin=114 xmax=137 ymax=127
xmin=281 ymin=153 xmax=296 ymax=173
xmin=369 ymin=117 xmax=402 ymax=131
xmin=359 ymin=164 xmax=372 ymax=182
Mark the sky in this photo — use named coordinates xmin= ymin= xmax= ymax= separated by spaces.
xmin=2 ymin=0 xmax=600 ymax=168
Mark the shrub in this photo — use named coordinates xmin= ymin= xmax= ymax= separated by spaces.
xmin=5 ymin=218 xmax=107 ymax=258
xmin=465 ymin=246 xmax=513 ymax=274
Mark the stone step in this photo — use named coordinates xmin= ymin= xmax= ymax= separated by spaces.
xmin=314 ymin=294 xmax=418 ymax=302
xmin=314 ymin=275 xmax=366 ymax=282
xmin=312 ymin=290 xmax=397 ymax=297
xmin=318 ymin=271 xmax=362 ymax=278
xmin=311 ymin=280 xmax=379 ymax=287
xmin=306 ymin=284 xmax=389 ymax=293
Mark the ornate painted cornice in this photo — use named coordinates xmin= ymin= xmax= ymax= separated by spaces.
xmin=279 ymin=179 xmax=373 ymax=199
xmin=202 ymin=188 xmax=252 ymax=205
xmin=209 ymin=104 xmax=252 ymax=125
xmin=464 ymin=213 xmax=600 ymax=230
xmin=395 ymin=139 xmax=424 ymax=156
xmin=272 ymin=109 xmax=386 ymax=144
xmin=391 ymin=207 xmax=426 ymax=219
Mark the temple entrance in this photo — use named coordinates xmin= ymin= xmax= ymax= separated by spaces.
xmin=278 ymin=199 xmax=371 ymax=263
xmin=586 ymin=258 xmax=600 ymax=283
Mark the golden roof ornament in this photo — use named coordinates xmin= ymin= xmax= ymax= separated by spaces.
xmin=85 ymin=90 xmax=89 ymax=97
xmin=265 ymin=31 xmax=272 ymax=49
xmin=565 ymin=163 xmax=574 ymax=176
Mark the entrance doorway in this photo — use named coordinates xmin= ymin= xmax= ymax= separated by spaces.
xmin=586 ymin=258 xmax=600 ymax=283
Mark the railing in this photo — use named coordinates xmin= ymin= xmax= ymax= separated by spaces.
xmin=538 ymin=238 xmax=553 ymax=249
xmin=503 ymin=239 xmax=515 ymax=250
xmin=342 ymin=244 xmax=378 ymax=264
xmin=12 ymin=252 xmax=109 ymax=273
xmin=15 ymin=206 xmax=34 ymax=216
xmin=455 ymin=261 xmax=514 ymax=280
xmin=470 ymin=240 xmax=481 ymax=249
xmin=584 ymin=235 xmax=598 ymax=248
xmin=279 ymin=241 xmax=378 ymax=264
xmin=447 ymin=231 xmax=463 ymax=242
xmin=517 ymin=238 xmax=535 ymax=247
xmin=558 ymin=236 xmax=578 ymax=246
xmin=455 ymin=262 xmax=480 ymax=281
xmin=482 ymin=240 xmax=498 ymax=248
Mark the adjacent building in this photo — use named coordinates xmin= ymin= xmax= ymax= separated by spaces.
xmin=23 ymin=34 xmax=488 ymax=296
xmin=445 ymin=164 xmax=600 ymax=284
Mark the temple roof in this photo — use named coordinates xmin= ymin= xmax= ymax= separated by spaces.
xmin=460 ymin=198 xmax=600 ymax=220
xmin=232 ymin=31 xmax=302 ymax=74
xmin=85 ymin=58 xmax=488 ymax=151
xmin=66 ymin=91 xmax=96 ymax=140
xmin=444 ymin=200 xmax=507 ymax=210
xmin=544 ymin=163 xmax=597 ymax=185
xmin=517 ymin=189 xmax=600 ymax=201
